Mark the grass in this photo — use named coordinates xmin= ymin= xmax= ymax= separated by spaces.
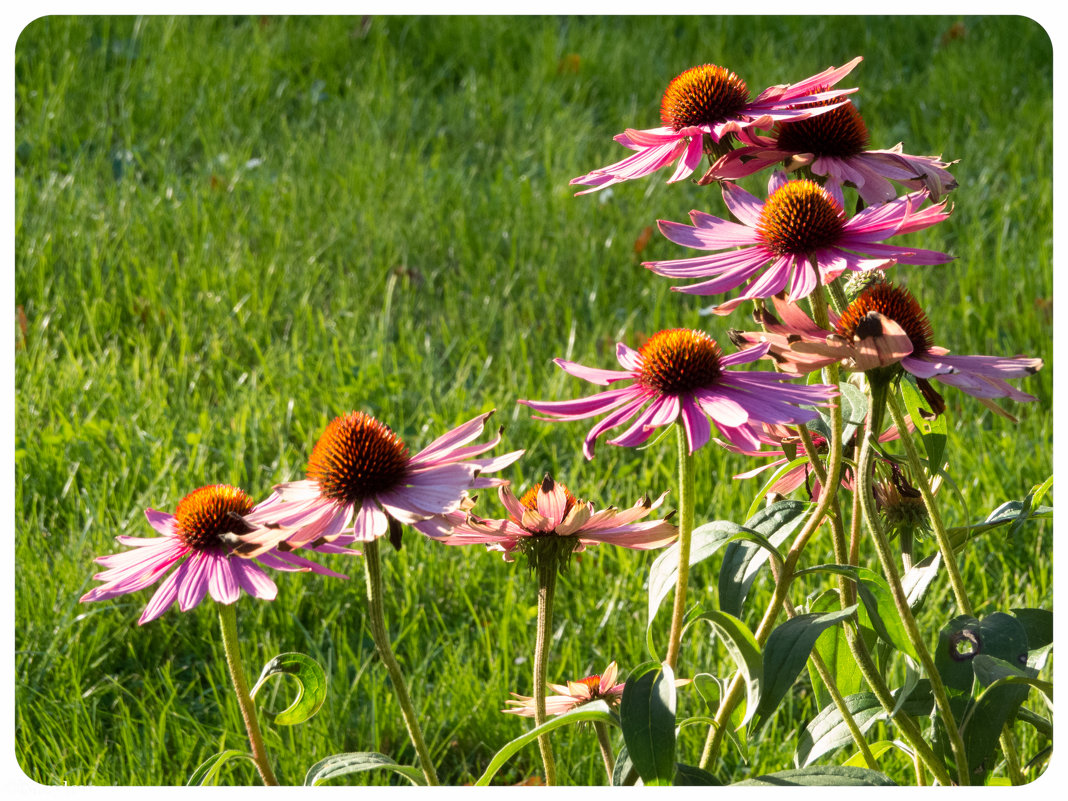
xmin=15 ymin=15 xmax=1052 ymax=786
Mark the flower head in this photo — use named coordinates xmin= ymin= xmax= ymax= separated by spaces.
xmin=730 ymin=285 xmax=1043 ymax=419
xmin=700 ymin=99 xmax=958 ymax=205
xmin=571 ymin=58 xmax=862 ymax=194
xmin=504 ymin=661 xmax=625 ymax=717
xmin=79 ymin=484 xmax=349 ymax=624
xmin=234 ymin=410 xmax=523 ymax=556
xmin=519 ymin=328 xmax=836 ymax=456
xmin=430 ymin=473 xmax=677 ymax=564
xmin=643 ymin=171 xmax=952 ymax=313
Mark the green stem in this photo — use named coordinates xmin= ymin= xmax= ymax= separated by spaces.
xmin=884 ymin=393 xmax=1027 ymax=785
xmin=885 ymin=391 xmax=971 ymax=616
xmin=827 ymin=278 xmax=852 ymax=316
xmin=533 ymin=556 xmax=559 ymax=785
xmin=856 ymin=411 xmax=970 ymax=785
xmin=665 ymin=423 xmax=696 ymax=672
xmin=363 ymin=539 xmax=440 ymax=786
xmin=593 ymin=721 xmax=616 ymax=783
xmin=217 ymin=602 xmax=278 ymax=786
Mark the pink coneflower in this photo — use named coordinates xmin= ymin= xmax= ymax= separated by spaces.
xmin=642 ymin=171 xmax=952 ymax=314
xmin=235 ymin=410 xmax=523 ymax=556
xmin=571 ymin=58 xmax=862 ymax=194
xmin=699 ymin=99 xmax=958 ymax=206
xmin=518 ymin=328 xmax=836 ymax=456
xmin=504 ymin=661 xmax=626 ymax=717
xmin=730 ymin=285 xmax=1043 ymax=418
xmin=79 ymin=484 xmax=349 ymax=625
xmin=430 ymin=473 xmax=677 ymax=559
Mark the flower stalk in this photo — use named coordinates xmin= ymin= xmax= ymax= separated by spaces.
xmin=217 ymin=602 xmax=278 ymax=786
xmin=665 ymin=422 xmax=696 ymax=672
xmin=362 ymin=539 xmax=440 ymax=786
xmin=533 ymin=554 xmax=560 ymax=785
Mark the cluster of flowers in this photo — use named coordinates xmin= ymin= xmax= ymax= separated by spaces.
xmin=80 ymin=54 xmax=1043 ymax=764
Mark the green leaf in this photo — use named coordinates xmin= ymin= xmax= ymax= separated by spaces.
xmin=934 ymin=614 xmax=982 ymax=693
xmin=901 ymin=551 xmax=942 ymax=609
xmin=809 ymin=379 xmax=868 ymax=447
xmin=619 ymin=663 xmax=676 ymax=786
xmin=673 ymin=763 xmax=721 ymax=785
xmin=751 ymin=606 xmax=857 ymax=732
xmin=250 ymin=652 xmax=327 ymax=726
xmin=971 ymin=655 xmax=1047 ymax=703
xmin=807 ymin=590 xmax=866 ymax=707
xmin=187 ymin=750 xmax=255 ymax=786
xmin=795 ymin=693 xmax=885 ymax=768
xmin=841 ymin=740 xmax=899 ymax=768
xmin=646 ymin=520 xmax=744 ymax=630
xmin=718 ymin=500 xmax=808 ymax=616
xmin=900 ymin=374 xmax=947 ymax=470
xmin=734 ymin=765 xmax=896 ymax=786
xmin=742 ymin=455 xmax=811 ymax=522
xmin=795 ymin=564 xmax=916 ymax=659
xmin=1011 ymin=607 xmax=1053 ymax=651
xmin=698 ymin=611 xmax=763 ymax=727
xmin=612 ymin=743 xmax=638 ymax=786
xmin=474 ymin=700 xmax=618 ymax=786
xmin=304 ymin=752 xmax=427 ymax=786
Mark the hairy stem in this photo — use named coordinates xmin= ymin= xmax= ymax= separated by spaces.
xmin=363 ymin=539 xmax=440 ymax=786
xmin=534 ymin=556 xmax=559 ymax=785
xmin=665 ymin=423 xmax=696 ymax=672
xmin=593 ymin=721 xmax=616 ymax=783
xmin=217 ymin=602 xmax=278 ymax=786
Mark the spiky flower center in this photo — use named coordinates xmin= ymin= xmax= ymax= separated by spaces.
xmin=638 ymin=328 xmax=723 ymax=395
xmin=307 ymin=411 xmax=410 ymax=506
xmin=174 ymin=484 xmax=255 ymax=551
xmin=835 ymin=283 xmax=933 ymax=355
xmin=758 ymin=179 xmax=845 ymax=255
xmin=660 ymin=64 xmax=750 ymax=131
xmin=774 ymin=97 xmax=869 ymax=157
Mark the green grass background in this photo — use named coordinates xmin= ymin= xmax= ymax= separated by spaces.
xmin=14 ymin=15 xmax=1052 ymax=786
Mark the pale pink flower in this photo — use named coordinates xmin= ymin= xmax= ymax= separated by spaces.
xmin=700 ymin=99 xmax=957 ymax=205
xmin=572 ymin=58 xmax=862 ymax=194
xmin=730 ymin=286 xmax=1043 ymax=419
xmin=235 ymin=411 xmax=523 ymax=556
xmin=79 ymin=484 xmax=349 ymax=624
xmin=519 ymin=328 xmax=836 ymax=456
xmin=429 ymin=473 xmax=677 ymax=559
xmin=643 ymin=171 xmax=952 ymax=314
xmin=504 ymin=661 xmax=625 ymax=717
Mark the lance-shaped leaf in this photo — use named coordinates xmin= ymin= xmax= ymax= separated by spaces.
xmin=620 ymin=663 xmax=676 ymax=787
xmin=612 ymin=744 xmax=638 ymax=786
xmin=647 ymin=521 xmax=744 ymax=628
xmin=1011 ymin=607 xmax=1053 ymax=651
xmin=699 ymin=611 xmax=763 ymax=727
xmin=674 ymin=763 xmax=721 ymax=785
xmin=796 ymin=564 xmax=917 ymax=660
xmin=474 ymin=700 xmax=618 ymax=786
xmin=250 ymin=652 xmax=327 ymax=726
xmin=187 ymin=750 xmax=255 ymax=786
xmin=751 ymin=606 xmax=857 ymax=732
xmin=733 ymin=765 xmax=896 ymax=786
xmin=809 ymin=379 xmax=868 ymax=448
xmin=900 ymin=374 xmax=947 ymax=471
xmin=718 ymin=500 xmax=808 ymax=616
xmin=960 ymin=655 xmax=1038 ymax=780
xmin=304 ymin=752 xmax=427 ymax=786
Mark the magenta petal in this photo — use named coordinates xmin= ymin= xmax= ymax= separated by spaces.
xmin=177 ymin=551 xmax=212 ymax=612
xmin=679 ymin=398 xmax=711 ymax=453
xmin=207 ymin=555 xmax=241 ymax=605
xmin=137 ymin=565 xmax=185 ymax=624
xmin=232 ymin=559 xmax=278 ymax=601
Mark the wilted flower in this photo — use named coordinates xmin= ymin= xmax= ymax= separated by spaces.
xmin=571 ymin=58 xmax=861 ymax=193
xmin=700 ymin=99 xmax=957 ymax=205
xmin=519 ymin=328 xmax=836 ymax=456
xmin=643 ymin=171 xmax=952 ymax=313
xmin=234 ymin=411 xmax=523 ymax=556
xmin=729 ymin=284 xmax=1043 ymax=418
xmin=504 ymin=661 xmax=626 ymax=717
xmin=430 ymin=473 xmax=677 ymax=564
xmin=79 ymin=484 xmax=348 ymax=625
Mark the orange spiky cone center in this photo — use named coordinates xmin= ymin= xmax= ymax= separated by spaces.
xmin=835 ymin=283 xmax=934 ymax=355
xmin=758 ymin=179 xmax=845 ymax=255
xmin=774 ymin=96 xmax=869 ymax=157
xmin=660 ymin=64 xmax=750 ymax=131
xmin=174 ymin=484 xmax=255 ymax=550
xmin=306 ymin=411 xmax=410 ymax=505
xmin=638 ymin=329 xmax=723 ymax=395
